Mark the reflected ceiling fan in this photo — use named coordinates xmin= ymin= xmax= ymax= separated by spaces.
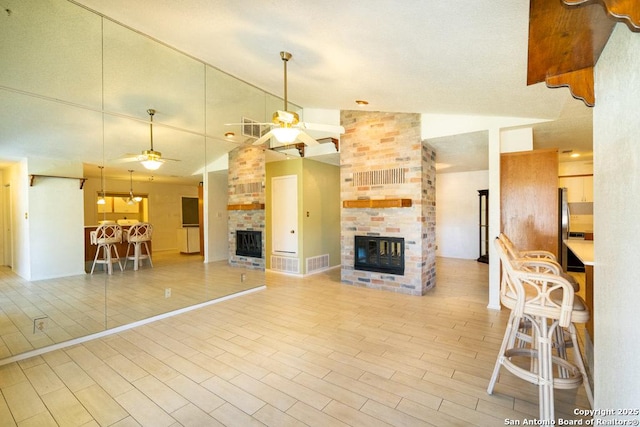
xmin=228 ymin=51 xmax=344 ymax=147
xmin=117 ymin=109 xmax=180 ymax=170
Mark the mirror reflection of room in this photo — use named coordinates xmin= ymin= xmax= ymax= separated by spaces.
xmin=0 ymin=0 xmax=268 ymax=362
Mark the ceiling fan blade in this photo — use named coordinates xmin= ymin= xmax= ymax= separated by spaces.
xmin=252 ymin=130 xmax=274 ymax=145
xmin=296 ymin=131 xmax=319 ymax=146
xmin=114 ymin=154 xmax=145 ymax=163
xmin=298 ymin=122 xmax=345 ymax=134
xmin=224 ymin=122 xmax=273 ymax=127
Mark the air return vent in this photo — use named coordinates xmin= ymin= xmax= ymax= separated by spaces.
xmin=306 ymin=254 xmax=329 ymax=273
xmin=271 ymin=255 xmax=300 ymax=274
xmin=352 ymin=167 xmax=405 ymax=186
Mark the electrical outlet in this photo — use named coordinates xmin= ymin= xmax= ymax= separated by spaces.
xmin=164 ymin=288 xmax=171 ymax=298
xmin=241 ymin=273 xmax=246 ymax=282
xmin=33 ymin=316 xmax=48 ymax=333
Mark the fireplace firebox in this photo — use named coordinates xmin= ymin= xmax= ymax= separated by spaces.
xmin=354 ymin=235 xmax=404 ymax=275
xmin=236 ymin=230 xmax=262 ymax=258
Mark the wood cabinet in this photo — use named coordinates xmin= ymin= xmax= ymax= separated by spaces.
xmin=178 ymin=227 xmax=200 ymax=254
xmin=559 ymin=175 xmax=593 ymax=202
xmin=501 ymin=149 xmax=559 ymax=256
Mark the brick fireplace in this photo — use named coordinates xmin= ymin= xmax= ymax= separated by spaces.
xmin=340 ymin=110 xmax=436 ymax=295
xmin=228 ymin=146 xmax=265 ymax=270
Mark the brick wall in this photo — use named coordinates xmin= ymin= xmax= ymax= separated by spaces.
xmin=340 ymin=110 xmax=436 ymax=295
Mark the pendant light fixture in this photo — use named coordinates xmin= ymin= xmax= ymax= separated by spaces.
xmin=96 ymin=165 xmax=106 ymax=205
xmin=126 ymin=170 xmax=143 ymax=205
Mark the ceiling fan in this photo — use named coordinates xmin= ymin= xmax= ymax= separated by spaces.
xmin=117 ymin=109 xmax=180 ymax=170
xmin=228 ymin=51 xmax=344 ymax=147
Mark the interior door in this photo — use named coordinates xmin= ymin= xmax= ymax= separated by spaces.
xmin=272 ymin=175 xmax=298 ymax=255
xmin=2 ymin=184 xmax=11 ymax=267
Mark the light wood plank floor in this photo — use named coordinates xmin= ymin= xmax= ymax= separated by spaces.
xmin=0 ymin=258 xmax=592 ymax=426
xmin=0 ymin=252 xmax=263 ymax=359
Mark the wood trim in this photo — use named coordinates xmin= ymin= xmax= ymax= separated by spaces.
xmin=545 ymin=67 xmax=595 ymax=107
xmin=29 ymin=174 xmax=87 ymax=189
xmin=564 ymin=0 xmax=640 ymax=31
xmin=558 ymin=173 xmax=594 ymax=178
xmin=528 ymin=0 xmax=616 ymax=106
xmin=227 ymin=203 xmax=265 ymax=211
xmin=342 ymin=199 xmax=412 ymax=209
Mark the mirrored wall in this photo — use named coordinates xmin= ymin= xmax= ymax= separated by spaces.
xmin=0 ymin=0 xmax=290 ymax=361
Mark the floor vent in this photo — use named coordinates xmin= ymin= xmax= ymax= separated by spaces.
xmin=271 ymin=255 xmax=300 ymax=274
xmin=306 ymin=254 xmax=330 ymax=273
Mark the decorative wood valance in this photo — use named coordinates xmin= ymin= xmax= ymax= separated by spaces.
xmin=227 ymin=203 xmax=265 ymax=211
xmin=528 ymin=0 xmax=639 ymax=106
xmin=564 ymin=0 xmax=640 ymax=31
xmin=29 ymin=174 xmax=87 ymax=189
xmin=342 ymin=199 xmax=412 ymax=209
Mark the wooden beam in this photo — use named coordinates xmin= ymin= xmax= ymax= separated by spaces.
xmin=227 ymin=203 xmax=265 ymax=211
xmin=342 ymin=199 xmax=412 ymax=209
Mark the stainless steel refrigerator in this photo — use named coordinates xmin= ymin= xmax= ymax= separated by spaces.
xmin=558 ymin=187 xmax=569 ymax=271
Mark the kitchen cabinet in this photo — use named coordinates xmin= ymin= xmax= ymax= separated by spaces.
xmin=177 ymin=227 xmax=200 ymax=253
xmin=559 ymin=175 xmax=593 ymax=202
xmin=501 ymin=148 xmax=559 ymax=256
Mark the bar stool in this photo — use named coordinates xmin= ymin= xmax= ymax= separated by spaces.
xmin=124 ymin=222 xmax=153 ymax=271
xmin=90 ymin=223 xmax=123 ymax=274
xmin=498 ymin=232 xmax=580 ymax=292
xmin=488 ymin=237 xmax=593 ymax=421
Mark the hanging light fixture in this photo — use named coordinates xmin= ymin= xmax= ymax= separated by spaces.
xmin=272 ymin=52 xmax=300 ymax=143
xmin=126 ymin=170 xmax=143 ymax=205
xmin=96 ymin=166 xmax=106 ymax=205
xmin=141 ymin=109 xmax=164 ymax=170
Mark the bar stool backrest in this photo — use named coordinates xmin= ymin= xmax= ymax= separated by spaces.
xmin=91 ymin=224 xmax=122 ymax=245
xmin=126 ymin=223 xmax=152 ymax=243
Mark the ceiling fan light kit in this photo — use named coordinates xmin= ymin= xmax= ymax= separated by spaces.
xmin=142 ymin=109 xmax=165 ymax=170
xmin=271 ymin=126 xmax=300 ymax=143
xmin=225 ymin=51 xmax=344 ymax=148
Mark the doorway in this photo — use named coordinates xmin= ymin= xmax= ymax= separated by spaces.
xmin=271 ymin=175 xmax=298 ymax=255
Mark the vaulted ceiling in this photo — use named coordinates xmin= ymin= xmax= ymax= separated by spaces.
xmin=4 ymin=0 xmax=621 ymax=181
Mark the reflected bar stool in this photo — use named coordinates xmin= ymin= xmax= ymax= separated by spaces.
xmin=124 ymin=222 xmax=153 ymax=271
xmin=90 ymin=223 xmax=123 ymax=274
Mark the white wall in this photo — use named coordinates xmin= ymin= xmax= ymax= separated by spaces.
xmin=593 ymin=24 xmax=640 ymax=413
xmin=436 ymin=170 xmax=489 ymax=259
xmin=206 ymin=171 xmax=229 ymax=262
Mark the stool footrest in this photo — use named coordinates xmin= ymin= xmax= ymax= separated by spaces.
xmin=502 ymin=348 xmax=584 ymax=389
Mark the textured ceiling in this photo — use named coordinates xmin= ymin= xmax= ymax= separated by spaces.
xmin=70 ymin=0 xmax=594 ymax=166
xmin=2 ymin=1 xmax=594 ymax=182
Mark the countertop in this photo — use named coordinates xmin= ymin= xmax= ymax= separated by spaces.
xmin=564 ymin=239 xmax=594 ymax=266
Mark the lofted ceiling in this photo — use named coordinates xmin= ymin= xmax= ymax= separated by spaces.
xmin=2 ymin=0 xmax=598 ymax=183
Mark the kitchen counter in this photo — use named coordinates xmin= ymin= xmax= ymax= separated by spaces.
xmin=564 ymin=239 xmax=594 ymax=266
xmin=564 ymin=239 xmax=595 ymax=343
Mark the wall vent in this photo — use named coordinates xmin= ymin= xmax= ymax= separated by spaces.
xmin=241 ymin=117 xmax=268 ymax=139
xmin=271 ymin=255 xmax=300 ymax=274
xmin=352 ymin=167 xmax=405 ymax=186
xmin=234 ymin=181 xmax=262 ymax=195
xmin=306 ymin=254 xmax=329 ymax=273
